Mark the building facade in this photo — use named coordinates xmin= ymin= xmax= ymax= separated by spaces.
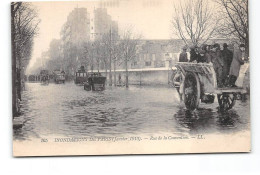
xmin=129 ymin=39 xmax=184 ymax=70
xmin=92 ymin=8 xmax=119 ymax=41
xmin=61 ymin=7 xmax=91 ymax=45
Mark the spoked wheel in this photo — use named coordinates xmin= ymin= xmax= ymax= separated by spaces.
xmin=172 ymin=70 xmax=184 ymax=101
xmin=183 ymin=72 xmax=201 ymax=111
xmin=217 ymin=93 xmax=236 ymax=111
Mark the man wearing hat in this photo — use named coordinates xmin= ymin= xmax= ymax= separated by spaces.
xmin=222 ymin=43 xmax=233 ymax=83
xmin=179 ymin=46 xmax=188 ymax=62
xmin=190 ymin=46 xmax=200 ymax=62
xmin=229 ymin=44 xmax=245 ymax=87
xmin=198 ymin=49 xmax=207 ymax=63
xmin=211 ymin=43 xmax=224 ymax=87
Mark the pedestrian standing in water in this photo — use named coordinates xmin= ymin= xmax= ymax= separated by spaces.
xmin=179 ymin=46 xmax=188 ymax=62
xmin=229 ymin=44 xmax=245 ymax=87
xmin=222 ymin=43 xmax=233 ymax=84
xmin=211 ymin=43 xmax=224 ymax=87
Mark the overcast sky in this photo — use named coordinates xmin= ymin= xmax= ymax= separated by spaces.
xmin=28 ymin=0 xmax=175 ymax=70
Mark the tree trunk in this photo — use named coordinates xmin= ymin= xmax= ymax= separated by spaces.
xmin=11 ymin=4 xmax=17 ymax=119
xmin=109 ymin=54 xmax=112 ymax=86
xmin=245 ymin=36 xmax=249 ymax=60
xmin=125 ymin=58 xmax=129 ymax=88
xmin=105 ymin=66 xmax=108 ymax=79
xmin=113 ymin=60 xmax=116 ymax=86
xmin=17 ymin=45 xmax=22 ymax=101
xmin=97 ymin=59 xmax=100 ymax=73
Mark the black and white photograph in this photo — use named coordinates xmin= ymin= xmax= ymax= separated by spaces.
xmin=11 ymin=0 xmax=250 ymax=156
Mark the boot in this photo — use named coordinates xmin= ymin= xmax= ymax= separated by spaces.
xmin=229 ymin=75 xmax=237 ymax=87
xmin=232 ymin=76 xmax=238 ymax=87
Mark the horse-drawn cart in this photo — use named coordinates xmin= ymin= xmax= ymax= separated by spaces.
xmin=40 ymin=70 xmax=49 ymax=85
xmin=173 ymin=62 xmax=249 ymax=111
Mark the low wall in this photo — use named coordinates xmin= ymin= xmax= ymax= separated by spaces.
xmin=97 ymin=68 xmax=175 ymax=86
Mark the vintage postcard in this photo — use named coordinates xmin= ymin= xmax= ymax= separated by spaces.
xmin=12 ymin=0 xmax=250 ymax=156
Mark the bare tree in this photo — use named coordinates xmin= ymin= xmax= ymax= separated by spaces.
xmin=11 ymin=2 xmax=40 ymax=117
xmin=83 ymin=42 xmax=95 ymax=73
xmin=171 ymin=0 xmax=218 ymax=47
xmin=101 ymin=30 xmax=119 ymax=86
xmin=215 ymin=0 xmax=249 ymax=57
xmin=92 ymin=41 xmax=103 ymax=73
xmin=45 ymin=39 xmax=63 ymax=72
xmin=11 ymin=2 xmax=22 ymax=118
xmin=119 ymin=28 xmax=140 ymax=87
xmin=112 ymin=42 xmax=122 ymax=86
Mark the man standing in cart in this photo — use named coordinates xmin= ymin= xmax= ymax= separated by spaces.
xmin=179 ymin=46 xmax=189 ymax=62
xmin=229 ymin=44 xmax=245 ymax=87
xmin=211 ymin=43 xmax=224 ymax=87
xmin=190 ymin=46 xmax=200 ymax=62
xmin=222 ymin=43 xmax=233 ymax=84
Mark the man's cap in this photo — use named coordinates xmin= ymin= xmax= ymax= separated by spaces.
xmin=239 ymin=44 xmax=245 ymax=48
xmin=199 ymin=50 xmax=206 ymax=54
xmin=213 ymin=43 xmax=220 ymax=49
xmin=182 ymin=46 xmax=187 ymax=50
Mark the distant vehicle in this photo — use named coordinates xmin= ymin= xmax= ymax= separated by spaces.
xmin=40 ymin=70 xmax=49 ymax=85
xmin=53 ymin=70 xmax=65 ymax=84
xmin=28 ymin=75 xmax=37 ymax=82
xmin=84 ymin=73 xmax=106 ymax=91
xmin=74 ymin=66 xmax=88 ymax=85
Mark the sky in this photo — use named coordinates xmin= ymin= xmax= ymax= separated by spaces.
xmin=27 ymin=0 xmax=180 ymax=73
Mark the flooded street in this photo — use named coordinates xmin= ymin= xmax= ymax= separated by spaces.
xmin=14 ymin=82 xmax=250 ymax=140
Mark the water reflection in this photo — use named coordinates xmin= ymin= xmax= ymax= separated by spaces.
xmin=13 ymin=82 xmax=250 ymax=140
xmin=174 ymin=105 xmax=249 ymax=135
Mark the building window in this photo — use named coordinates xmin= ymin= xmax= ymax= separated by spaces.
xmin=145 ymin=61 xmax=151 ymax=66
xmin=155 ymin=61 xmax=165 ymax=67
xmin=152 ymin=54 xmax=156 ymax=61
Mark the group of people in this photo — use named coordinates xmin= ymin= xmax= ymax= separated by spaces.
xmin=179 ymin=43 xmax=247 ymax=87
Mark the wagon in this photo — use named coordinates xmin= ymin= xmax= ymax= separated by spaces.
xmin=84 ymin=73 xmax=106 ymax=91
xmin=53 ymin=70 xmax=65 ymax=84
xmin=74 ymin=66 xmax=88 ymax=85
xmin=173 ymin=62 xmax=249 ymax=111
xmin=40 ymin=70 xmax=49 ymax=85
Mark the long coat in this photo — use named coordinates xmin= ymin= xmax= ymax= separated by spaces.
xmin=205 ymin=52 xmax=212 ymax=63
xmin=179 ymin=52 xmax=188 ymax=62
xmin=211 ymin=50 xmax=224 ymax=86
xmin=222 ymin=48 xmax=233 ymax=76
xmin=190 ymin=49 xmax=199 ymax=62
xmin=229 ymin=49 xmax=244 ymax=77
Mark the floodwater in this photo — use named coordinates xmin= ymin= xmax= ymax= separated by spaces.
xmin=13 ymin=82 xmax=250 ymax=140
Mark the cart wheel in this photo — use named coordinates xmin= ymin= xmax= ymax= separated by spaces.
xmin=183 ymin=72 xmax=200 ymax=110
xmin=217 ymin=93 xmax=236 ymax=111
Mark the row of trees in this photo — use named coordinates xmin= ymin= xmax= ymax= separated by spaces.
xmin=39 ymin=27 xmax=140 ymax=88
xmin=31 ymin=0 xmax=249 ymax=92
xmin=171 ymin=0 xmax=249 ymax=57
xmin=11 ymin=2 xmax=40 ymax=118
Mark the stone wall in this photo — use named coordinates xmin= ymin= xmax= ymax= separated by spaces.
xmin=100 ymin=69 xmax=173 ymax=86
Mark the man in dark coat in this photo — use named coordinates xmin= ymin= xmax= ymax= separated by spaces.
xmin=179 ymin=47 xmax=188 ymax=62
xmin=203 ymin=45 xmax=212 ymax=63
xmin=189 ymin=46 xmax=199 ymax=62
xmin=198 ymin=50 xmax=206 ymax=63
xmin=211 ymin=43 xmax=224 ymax=87
xmin=221 ymin=43 xmax=233 ymax=81
xmin=229 ymin=44 xmax=245 ymax=87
